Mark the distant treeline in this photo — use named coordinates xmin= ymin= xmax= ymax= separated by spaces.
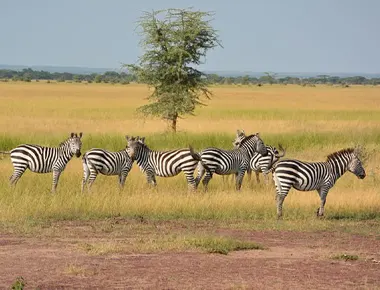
xmin=1 ymin=68 xmax=380 ymax=85
xmin=206 ymin=73 xmax=380 ymax=86
xmin=0 ymin=68 xmax=136 ymax=84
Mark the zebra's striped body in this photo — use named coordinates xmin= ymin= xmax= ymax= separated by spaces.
xmin=81 ymin=149 xmax=132 ymax=192
xmin=81 ymin=136 xmax=144 ymax=192
xmin=273 ymin=148 xmax=366 ymax=218
xmin=233 ymin=130 xmax=285 ymax=184
xmin=194 ymin=134 xmax=268 ymax=190
xmin=5 ymin=133 xmax=83 ymax=193
xmin=126 ymin=136 xmax=201 ymax=190
xmin=248 ymin=145 xmax=285 ymax=184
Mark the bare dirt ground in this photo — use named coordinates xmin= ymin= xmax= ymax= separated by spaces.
xmin=1 ymin=219 xmax=380 ymax=289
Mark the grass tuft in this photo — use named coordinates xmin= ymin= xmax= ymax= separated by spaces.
xmin=186 ymin=235 xmax=264 ymax=255
xmin=331 ymin=253 xmax=359 ymax=261
xmin=78 ymin=242 xmax=123 ymax=256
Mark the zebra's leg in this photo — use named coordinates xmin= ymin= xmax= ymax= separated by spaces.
xmin=276 ymin=194 xmax=287 ymax=219
xmin=235 ymin=170 xmax=246 ymax=191
xmin=316 ymin=188 xmax=329 ymax=217
xmin=202 ymin=171 xmax=213 ymax=191
xmin=9 ymin=165 xmax=27 ymax=187
xmin=86 ymin=170 xmax=98 ymax=192
xmin=146 ymin=173 xmax=157 ymax=186
xmin=255 ymin=171 xmax=260 ymax=184
xmin=263 ymin=172 xmax=270 ymax=185
xmin=184 ymin=171 xmax=197 ymax=191
xmin=118 ymin=172 xmax=128 ymax=191
xmin=81 ymin=160 xmax=90 ymax=193
xmin=273 ymin=171 xmax=290 ymax=219
xmin=194 ymin=162 xmax=205 ymax=187
xmin=247 ymin=168 xmax=252 ymax=182
xmin=51 ymin=170 xmax=62 ymax=194
xmin=222 ymin=175 xmax=227 ymax=184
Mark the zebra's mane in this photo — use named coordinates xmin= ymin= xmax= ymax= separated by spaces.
xmin=59 ymin=138 xmax=70 ymax=147
xmin=134 ymin=140 xmax=149 ymax=150
xmin=239 ymin=134 xmax=259 ymax=147
xmin=326 ymin=148 xmax=355 ymax=161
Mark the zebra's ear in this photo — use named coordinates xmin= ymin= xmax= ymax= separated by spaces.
xmin=71 ymin=133 xmax=75 ymax=138
xmin=125 ymin=135 xmax=130 ymax=141
xmin=140 ymin=137 xmax=145 ymax=143
xmin=255 ymin=132 xmax=260 ymax=137
xmin=79 ymin=132 xmax=83 ymax=138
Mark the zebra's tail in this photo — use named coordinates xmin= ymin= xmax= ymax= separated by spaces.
xmin=189 ymin=146 xmax=211 ymax=173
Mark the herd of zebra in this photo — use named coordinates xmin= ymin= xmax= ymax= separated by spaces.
xmin=0 ymin=130 xmax=366 ymax=218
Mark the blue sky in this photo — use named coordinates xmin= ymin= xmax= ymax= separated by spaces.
xmin=1 ymin=0 xmax=379 ymax=73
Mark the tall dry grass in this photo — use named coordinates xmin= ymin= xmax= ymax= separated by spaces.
xmin=0 ymin=82 xmax=379 ymax=226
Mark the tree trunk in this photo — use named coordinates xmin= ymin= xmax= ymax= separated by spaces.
xmin=171 ymin=116 xmax=177 ymax=133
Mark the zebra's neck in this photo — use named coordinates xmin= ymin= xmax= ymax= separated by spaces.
xmin=58 ymin=141 xmax=74 ymax=162
xmin=326 ymin=154 xmax=350 ymax=180
xmin=239 ymin=140 xmax=257 ymax=158
xmin=135 ymin=147 xmax=152 ymax=169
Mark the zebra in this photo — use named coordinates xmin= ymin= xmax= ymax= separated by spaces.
xmin=81 ymin=136 xmax=145 ymax=192
xmin=272 ymin=148 xmax=366 ymax=219
xmin=191 ymin=133 xmax=268 ymax=191
xmin=233 ymin=130 xmax=286 ymax=184
xmin=0 ymin=133 xmax=83 ymax=193
xmin=125 ymin=136 xmax=202 ymax=190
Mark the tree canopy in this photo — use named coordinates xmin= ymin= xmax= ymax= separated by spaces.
xmin=126 ymin=8 xmax=222 ymax=132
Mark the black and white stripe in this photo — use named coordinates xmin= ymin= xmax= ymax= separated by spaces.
xmin=193 ymin=133 xmax=268 ymax=190
xmin=3 ymin=133 xmax=83 ymax=193
xmin=272 ymin=148 xmax=366 ymax=218
xmin=233 ymin=130 xmax=285 ymax=184
xmin=81 ymin=136 xmax=144 ymax=192
xmin=126 ymin=136 xmax=201 ymax=190
xmin=247 ymin=145 xmax=285 ymax=184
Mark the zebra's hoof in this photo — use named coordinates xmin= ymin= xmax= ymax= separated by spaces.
xmin=316 ymin=208 xmax=324 ymax=218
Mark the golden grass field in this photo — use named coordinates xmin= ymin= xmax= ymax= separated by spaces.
xmin=0 ymin=81 xmax=379 ymax=229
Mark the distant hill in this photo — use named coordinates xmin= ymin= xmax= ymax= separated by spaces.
xmin=0 ymin=64 xmax=379 ymax=78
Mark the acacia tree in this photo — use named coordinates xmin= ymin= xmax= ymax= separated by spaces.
xmin=126 ymin=8 xmax=221 ymax=132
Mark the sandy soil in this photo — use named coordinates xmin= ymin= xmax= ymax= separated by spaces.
xmin=1 ymin=220 xmax=380 ymax=289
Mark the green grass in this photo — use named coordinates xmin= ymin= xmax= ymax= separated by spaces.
xmin=331 ymin=254 xmax=359 ymax=261
xmin=1 ymin=131 xmax=379 ymax=152
xmin=186 ymin=235 xmax=264 ymax=255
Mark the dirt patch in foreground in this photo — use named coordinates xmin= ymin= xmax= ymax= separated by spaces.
xmin=0 ymin=220 xmax=380 ymax=289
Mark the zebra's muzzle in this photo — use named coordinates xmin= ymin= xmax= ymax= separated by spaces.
xmin=75 ymin=150 xmax=82 ymax=158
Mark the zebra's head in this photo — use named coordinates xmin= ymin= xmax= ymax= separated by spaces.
xmin=237 ymin=133 xmax=268 ymax=156
xmin=271 ymin=144 xmax=286 ymax=159
xmin=252 ymin=133 xmax=268 ymax=156
xmin=327 ymin=148 xmax=366 ymax=179
xmin=68 ymin=132 xmax=83 ymax=157
xmin=348 ymin=149 xmax=366 ymax=179
xmin=126 ymin=135 xmax=145 ymax=161
xmin=233 ymin=129 xmax=246 ymax=149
